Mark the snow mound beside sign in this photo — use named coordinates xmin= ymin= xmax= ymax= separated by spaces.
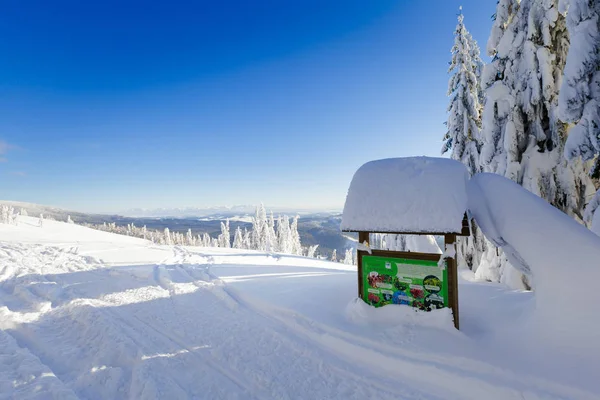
xmin=341 ymin=157 xmax=469 ymax=233
xmin=467 ymin=173 xmax=600 ymax=353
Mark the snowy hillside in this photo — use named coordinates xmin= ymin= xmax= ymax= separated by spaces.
xmin=0 ymin=201 xmax=108 ymax=224
xmin=0 ymin=216 xmax=598 ymax=399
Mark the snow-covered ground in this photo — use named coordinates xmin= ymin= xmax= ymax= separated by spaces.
xmin=0 ymin=216 xmax=598 ymax=399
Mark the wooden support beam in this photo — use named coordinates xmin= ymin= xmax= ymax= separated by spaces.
xmin=357 ymin=232 xmax=369 ymax=299
xmin=444 ymin=233 xmax=459 ymax=330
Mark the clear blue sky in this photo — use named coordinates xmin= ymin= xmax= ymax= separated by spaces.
xmin=0 ymin=0 xmax=496 ymax=213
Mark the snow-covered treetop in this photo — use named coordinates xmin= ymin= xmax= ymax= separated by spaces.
xmin=341 ymin=157 xmax=469 ymax=234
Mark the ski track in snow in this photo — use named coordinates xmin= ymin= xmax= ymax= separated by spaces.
xmin=0 ymin=240 xmax=596 ymax=400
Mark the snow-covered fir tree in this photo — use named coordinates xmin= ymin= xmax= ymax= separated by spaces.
xmin=265 ymin=212 xmax=277 ymax=252
xmin=289 ymin=216 xmax=302 ymax=255
xmin=559 ymin=0 xmax=600 ymax=224
xmin=164 ymin=228 xmax=172 ymax=245
xmin=218 ymin=220 xmax=231 ymax=248
xmin=251 ymin=204 xmax=267 ymax=251
xmin=276 ymin=215 xmax=291 ymax=253
xmin=186 ymin=229 xmax=194 ymax=246
xmin=478 ymin=0 xmax=595 ymax=288
xmin=232 ymin=226 xmax=243 ymax=249
xmin=342 ymin=248 xmax=354 ymax=265
xmin=242 ymin=227 xmax=251 ymax=249
xmin=443 ymin=7 xmax=483 ymax=176
xmin=201 ymin=234 xmax=210 ymax=247
xmin=443 ymin=8 xmax=487 ymax=272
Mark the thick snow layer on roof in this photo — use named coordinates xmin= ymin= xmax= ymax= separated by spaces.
xmin=467 ymin=173 xmax=600 ymax=354
xmin=341 ymin=157 xmax=469 ymax=233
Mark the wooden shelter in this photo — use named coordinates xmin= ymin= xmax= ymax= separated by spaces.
xmin=341 ymin=157 xmax=471 ymax=329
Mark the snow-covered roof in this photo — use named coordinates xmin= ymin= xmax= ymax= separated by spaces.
xmin=341 ymin=157 xmax=469 ymax=234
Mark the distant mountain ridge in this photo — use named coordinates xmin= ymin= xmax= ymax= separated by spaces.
xmin=122 ymin=206 xmax=341 ymax=218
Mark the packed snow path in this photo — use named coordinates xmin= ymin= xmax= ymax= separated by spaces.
xmin=0 ymin=218 xmax=598 ymax=399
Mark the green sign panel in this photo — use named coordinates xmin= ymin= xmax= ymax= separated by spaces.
xmin=362 ymin=255 xmax=448 ymax=311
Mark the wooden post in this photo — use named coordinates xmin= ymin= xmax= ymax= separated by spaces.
xmin=444 ymin=234 xmax=459 ymax=329
xmin=357 ymin=231 xmax=369 ymax=299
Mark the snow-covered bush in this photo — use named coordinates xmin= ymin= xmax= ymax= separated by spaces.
xmin=306 ymin=245 xmax=319 ymax=259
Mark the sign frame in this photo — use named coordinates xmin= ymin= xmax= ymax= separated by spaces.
xmin=357 ymin=232 xmax=461 ymax=329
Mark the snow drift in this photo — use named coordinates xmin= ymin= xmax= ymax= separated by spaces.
xmin=467 ymin=173 xmax=600 ymax=353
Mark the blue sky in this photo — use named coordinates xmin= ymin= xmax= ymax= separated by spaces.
xmin=0 ymin=0 xmax=496 ymax=213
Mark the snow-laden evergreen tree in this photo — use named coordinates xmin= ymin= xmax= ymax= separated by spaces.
xmin=443 ymin=7 xmax=483 ymax=176
xmin=218 ymin=219 xmax=231 ymax=248
xmin=442 ymin=8 xmax=487 ymax=273
xmin=482 ymin=0 xmax=592 ymax=213
xmin=233 ymin=226 xmax=244 ymax=249
xmin=559 ymin=0 xmax=600 ymax=224
xmin=67 ymin=215 xmax=74 ymax=224
xmin=186 ymin=229 xmax=194 ymax=246
xmin=276 ymin=215 xmax=291 ymax=253
xmin=331 ymin=249 xmax=337 ymax=262
xmin=174 ymin=232 xmax=183 ymax=245
xmin=479 ymin=0 xmax=594 ymax=289
xmin=289 ymin=216 xmax=302 ymax=255
xmin=342 ymin=248 xmax=353 ymax=265
xmin=306 ymin=244 xmax=319 ymax=258
xmin=164 ymin=228 xmax=172 ymax=245
xmin=265 ymin=212 xmax=277 ymax=252
xmin=39 ymin=213 xmax=43 ymax=228
xmin=20 ymin=208 xmax=28 ymax=216
xmin=242 ymin=227 xmax=251 ymax=249
xmin=251 ymin=204 xmax=268 ymax=251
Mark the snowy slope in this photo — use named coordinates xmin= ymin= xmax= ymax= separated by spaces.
xmin=0 ymin=216 xmax=598 ymax=399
